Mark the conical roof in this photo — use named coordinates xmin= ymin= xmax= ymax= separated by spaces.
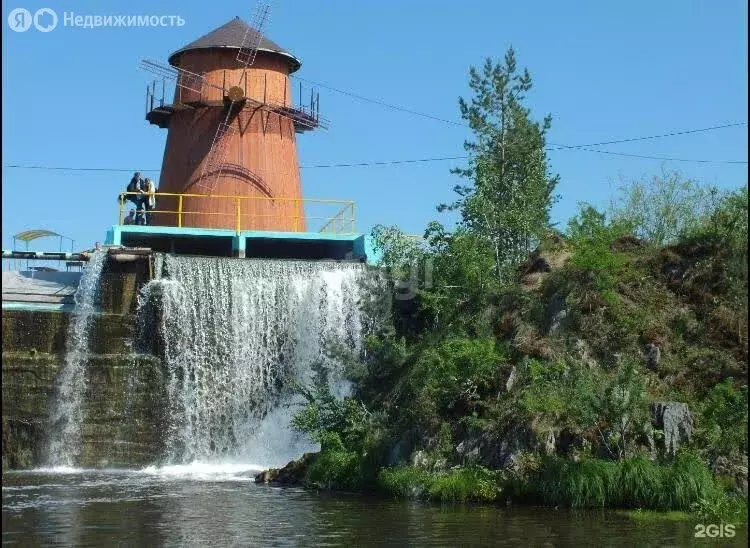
xmin=168 ymin=16 xmax=301 ymax=73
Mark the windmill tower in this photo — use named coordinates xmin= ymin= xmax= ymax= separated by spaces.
xmin=143 ymin=8 xmax=325 ymax=232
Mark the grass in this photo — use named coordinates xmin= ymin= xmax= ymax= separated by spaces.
xmin=529 ymin=453 xmax=726 ymax=511
xmin=378 ymin=466 xmax=503 ymax=503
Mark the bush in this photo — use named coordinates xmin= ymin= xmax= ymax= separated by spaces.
xmin=378 ymin=466 xmax=433 ymax=499
xmin=378 ymin=465 xmax=503 ymax=503
xmin=305 ymin=442 xmax=363 ymax=491
xmin=410 ymin=337 xmax=508 ymax=421
xmin=427 ymin=466 xmax=502 ymax=502
xmin=698 ymin=379 xmax=748 ymax=458
xmin=609 ymin=168 xmax=714 ymax=246
xmin=567 ymin=204 xmax=629 ymax=294
xmin=529 ymin=453 xmax=723 ymax=510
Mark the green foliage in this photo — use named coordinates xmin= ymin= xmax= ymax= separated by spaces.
xmin=409 ymin=337 xmax=507 ymax=422
xmin=531 ymin=453 xmax=723 ymax=510
xmin=370 ymin=224 xmax=425 ymax=275
xmin=597 ymin=362 xmax=651 ymax=460
xmin=538 ymin=457 xmax=618 ymax=507
xmin=518 ymin=361 xmax=600 ymax=430
xmin=691 ymin=493 xmax=749 ymax=524
xmin=441 ymin=48 xmax=559 ymax=279
xmin=427 ymin=466 xmax=502 ymax=502
xmin=424 ymin=223 xmax=499 ymax=303
xmin=287 ymin=49 xmax=748 ymax=516
xmin=517 ymin=359 xmax=649 ymax=453
xmin=378 ymin=466 xmax=503 ymax=503
xmin=567 ymin=203 xmax=628 ymax=294
xmin=291 ymin=362 xmax=385 ymax=469
xmin=609 ymin=168 xmax=714 ymax=246
xmin=377 ymin=466 xmax=433 ymax=498
xmin=698 ymin=380 xmax=748 ymax=458
xmin=304 ymin=435 xmax=364 ymax=491
xmin=682 ymin=186 xmax=748 ymax=313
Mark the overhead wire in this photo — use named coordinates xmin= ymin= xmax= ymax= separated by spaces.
xmin=292 ymin=74 xmax=747 ymax=149
xmin=4 ymin=141 xmax=748 ymax=174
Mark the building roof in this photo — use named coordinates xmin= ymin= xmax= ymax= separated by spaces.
xmin=168 ymin=16 xmax=301 ymax=73
xmin=13 ymin=230 xmax=68 ymax=242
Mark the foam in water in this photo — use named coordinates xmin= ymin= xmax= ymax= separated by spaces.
xmin=142 ymin=255 xmax=367 ymax=467
xmin=45 ymin=250 xmax=107 ymax=467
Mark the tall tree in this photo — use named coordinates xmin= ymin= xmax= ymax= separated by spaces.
xmin=440 ymin=48 xmax=559 ymax=278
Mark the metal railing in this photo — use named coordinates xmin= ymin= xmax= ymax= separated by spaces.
xmin=117 ymin=192 xmax=356 ymax=234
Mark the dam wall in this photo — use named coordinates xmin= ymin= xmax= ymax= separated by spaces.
xmin=2 ymin=256 xmax=168 ymax=469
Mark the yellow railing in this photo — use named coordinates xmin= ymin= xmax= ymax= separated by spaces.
xmin=117 ymin=192 xmax=356 ymax=234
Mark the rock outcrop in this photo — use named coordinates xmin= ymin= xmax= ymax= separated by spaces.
xmin=650 ymin=402 xmax=693 ymax=455
xmin=254 ymin=452 xmax=318 ymax=486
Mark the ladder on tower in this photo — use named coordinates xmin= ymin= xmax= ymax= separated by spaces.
xmin=237 ymin=2 xmax=271 ymax=67
xmin=197 ymin=120 xmax=238 ymax=190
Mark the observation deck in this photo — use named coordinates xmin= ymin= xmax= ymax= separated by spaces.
xmin=144 ymin=76 xmax=326 ymax=133
xmin=107 ymin=192 xmax=375 ymax=262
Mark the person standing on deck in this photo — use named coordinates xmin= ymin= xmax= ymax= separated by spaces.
xmin=142 ymin=178 xmax=156 ymax=225
xmin=126 ymin=172 xmax=143 ymax=207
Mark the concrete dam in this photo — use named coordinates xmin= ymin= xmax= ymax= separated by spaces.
xmin=2 ymin=250 xmax=368 ymax=470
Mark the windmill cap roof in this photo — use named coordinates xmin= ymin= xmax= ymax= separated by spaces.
xmin=168 ymin=16 xmax=301 ymax=73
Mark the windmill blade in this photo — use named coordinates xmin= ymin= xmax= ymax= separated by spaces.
xmin=237 ymin=2 xmax=272 ymax=68
xmin=139 ymin=58 xmax=226 ymax=97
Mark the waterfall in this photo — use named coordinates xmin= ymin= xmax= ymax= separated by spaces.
xmin=142 ymin=255 xmax=367 ymax=466
xmin=45 ymin=249 xmax=107 ymax=466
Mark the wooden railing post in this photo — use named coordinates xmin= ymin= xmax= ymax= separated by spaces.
xmin=178 ymin=194 xmax=183 ymax=227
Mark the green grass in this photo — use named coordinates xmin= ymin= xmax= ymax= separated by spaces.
xmin=530 ymin=453 xmax=726 ymax=511
xmin=617 ymin=509 xmax=692 ymax=522
xmin=378 ymin=466 xmax=503 ymax=503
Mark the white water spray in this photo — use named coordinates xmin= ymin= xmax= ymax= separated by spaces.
xmin=45 ymin=250 xmax=107 ymax=466
xmin=143 ymin=256 xmax=367 ymax=467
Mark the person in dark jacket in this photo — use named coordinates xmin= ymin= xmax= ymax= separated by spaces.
xmin=126 ymin=172 xmax=146 ymax=224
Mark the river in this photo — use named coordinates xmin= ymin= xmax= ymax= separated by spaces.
xmin=3 ymin=466 xmax=744 ymax=546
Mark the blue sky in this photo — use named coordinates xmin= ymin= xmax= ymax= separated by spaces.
xmin=2 ymin=0 xmax=747 ymax=251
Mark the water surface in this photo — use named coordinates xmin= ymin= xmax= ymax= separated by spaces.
xmin=4 ymin=466 xmax=743 ymax=546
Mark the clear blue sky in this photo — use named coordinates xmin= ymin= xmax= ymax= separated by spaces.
xmin=2 ymin=0 xmax=747 ymax=251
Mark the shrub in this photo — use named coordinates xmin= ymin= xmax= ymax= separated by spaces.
xmin=305 ymin=443 xmax=363 ymax=491
xmin=427 ymin=466 xmax=502 ymax=503
xmin=378 ymin=466 xmax=432 ymax=499
xmin=609 ymin=168 xmax=714 ymax=246
xmin=698 ymin=379 xmax=748 ymax=458
xmin=566 ymin=203 xmax=629 ymax=295
xmin=378 ymin=466 xmax=503 ymax=503
xmin=529 ymin=453 xmax=724 ymax=510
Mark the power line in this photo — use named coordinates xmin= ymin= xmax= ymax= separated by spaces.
xmin=293 ymin=75 xmax=747 ymax=149
xmin=292 ymin=75 xmax=468 ymax=128
xmin=555 ymin=122 xmax=749 ymax=149
xmin=4 ymin=147 xmax=747 ymax=175
xmin=550 ymin=146 xmax=748 ymax=164
xmin=2 ymin=165 xmax=158 ymax=173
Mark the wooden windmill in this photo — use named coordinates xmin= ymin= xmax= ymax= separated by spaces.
xmin=141 ymin=4 xmax=327 ymax=231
